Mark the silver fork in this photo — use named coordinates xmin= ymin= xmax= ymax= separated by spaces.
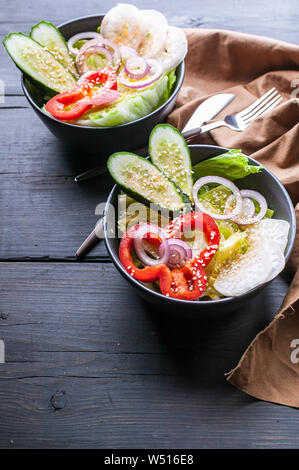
xmin=197 ymin=87 xmax=282 ymax=135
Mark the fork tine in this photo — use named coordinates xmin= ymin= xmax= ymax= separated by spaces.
xmin=241 ymin=89 xmax=278 ymax=120
xmin=238 ymin=87 xmax=276 ymax=118
xmin=243 ymin=95 xmax=282 ymax=124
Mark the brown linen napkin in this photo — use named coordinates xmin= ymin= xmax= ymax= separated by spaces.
xmin=168 ymin=28 xmax=299 ymax=407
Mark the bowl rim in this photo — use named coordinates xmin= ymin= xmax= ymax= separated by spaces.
xmin=21 ymin=14 xmax=185 ymax=131
xmin=104 ymin=144 xmax=297 ymax=306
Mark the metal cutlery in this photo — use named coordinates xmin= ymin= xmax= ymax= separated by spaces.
xmin=199 ymin=87 xmax=282 ymax=133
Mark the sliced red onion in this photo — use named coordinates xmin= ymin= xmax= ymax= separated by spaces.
xmin=133 ymin=223 xmax=169 ymax=267
xmin=79 ymin=37 xmax=105 ymax=54
xmin=99 ymin=38 xmax=121 ymax=72
xmin=119 ymin=46 xmax=138 ymax=62
xmin=118 ymin=58 xmax=162 ymax=89
xmin=76 ymin=46 xmax=113 ymax=75
xmin=76 ymin=37 xmax=121 ymax=74
xmin=193 ymin=176 xmax=243 ymax=220
xmin=67 ymin=32 xmax=102 ymax=56
xmin=124 ymin=57 xmax=150 ymax=80
xmin=159 ymin=239 xmax=192 ymax=269
xmin=233 ymin=189 xmax=268 ymax=225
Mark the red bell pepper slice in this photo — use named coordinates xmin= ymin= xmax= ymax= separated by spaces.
xmin=118 ymin=220 xmax=212 ymax=300
xmin=165 ymin=212 xmax=220 ymax=268
xmin=46 ymin=90 xmax=92 ymax=121
xmin=76 ymin=68 xmax=118 ymax=92
xmin=46 ymin=68 xmax=119 ymax=121
xmin=159 ymin=264 xmax=207 ymax=300
xmin=119 ymin=224 xmax=167 ymax=283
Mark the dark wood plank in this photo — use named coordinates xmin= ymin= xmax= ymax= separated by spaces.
xmin=0 ymin=100 xmax=114 ymax=259
xmin=0 ymin=96 xmax=113 ymax=177
xmin=1 ymin=375 xmax=299 ymax=449
xmin=0 ymin=174 xmax=111 ymax=259
xmin=0 ymin=263 xmax=289 ymax=355
xmin=0 ymin=262 xmax=297 ymax=449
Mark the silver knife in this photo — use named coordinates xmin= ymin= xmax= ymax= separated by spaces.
xmin=74 ymin=93 xmax=235 ymax=183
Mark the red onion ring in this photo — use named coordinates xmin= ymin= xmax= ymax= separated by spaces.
xmin=124 ymin=57 xmax=150 ymax=80
xmin=133 ymin=223 xmax=169 ymax=267
xmin=67 ymin=32 xmax=102 ymax=56
xmin=99 ymin=38 xmax=121 ymax=72
xmin=119 ymin=46 xmax=138 ymax=62
xmin=225 ymin=195 xmax=255 ymax=224
xmin=193 ymin=176 xmax=243 ymax=220
xmin=76 ymin=46 xmax=113 ymax=75
xmin=118 ymin=58 xmax=162 ymax=89
xmin=159 ymin=239 xmax=192 ymax=269
xmin=79 ymin=37 xmax=104 ymax=54
xmin=76 ymin=37 xmax=121 ymax=74
xmin=233 ymin=189 xmax=268 ymax=225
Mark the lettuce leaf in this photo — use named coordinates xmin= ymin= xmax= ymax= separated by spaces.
xmin=193 ymin=149 xmax=262 ymax=182
xmin=78 ymin=70 xmax=176 ymax=127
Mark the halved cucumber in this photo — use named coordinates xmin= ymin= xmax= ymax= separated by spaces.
xmin=149 ymin=124 xmax=193 ymax=199
xmin=108 ymin=152 xmax=187 ymax=212
xmin=30 ymin=21 xmax=78 ymax=78
xmin=3 ymin=33 xmax=77 ymax=94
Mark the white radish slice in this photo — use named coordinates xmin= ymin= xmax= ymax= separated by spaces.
xmin=101 ymin=4 xmax=145 ymax=50
xmin=248 ymin=218 xmax=290 ymax=253
xmin=156 ymin=26 xmax=188 ymax=73
xmin=214 ymin=238 xmax=273 ymax=297
xmin=264 ymin=240 xmax=285 ymax=282
xmin=138 ymin=9 xmax=168 ymax=58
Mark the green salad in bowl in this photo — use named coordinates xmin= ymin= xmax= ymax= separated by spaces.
xmin=3 ymin=4 xmax=186 ymax=127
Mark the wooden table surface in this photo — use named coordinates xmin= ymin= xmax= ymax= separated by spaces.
xmin=1 ymin=0 xmax=298 ymax=449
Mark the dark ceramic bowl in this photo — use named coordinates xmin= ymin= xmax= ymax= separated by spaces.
xmin=21 ymin=15 xmax=185 ymax=155
xmin=104 ymin=145 xmax=296 ymax=315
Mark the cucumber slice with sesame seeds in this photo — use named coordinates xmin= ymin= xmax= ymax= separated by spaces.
xmin=149 ymin=124 xmax=193 ymax=200
xmin=3 ymin=33 xmax=77 ymax=95
xmin=30 ymin=21 xmax=78 ymax=78
xmin=108 ymin=152 xmax=187 ymax=213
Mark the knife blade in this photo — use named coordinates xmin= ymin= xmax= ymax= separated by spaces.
xmin=182 ymin=93 xmax=235 ymax=133
xmin=74 ymin=93 xmax=235 ymax=183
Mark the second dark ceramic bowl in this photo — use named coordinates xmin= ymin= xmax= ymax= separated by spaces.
xmin=21 ymin=15 xmax=185 ymax=156
xmin=104 ymin=145 xmax=296 ymax=316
